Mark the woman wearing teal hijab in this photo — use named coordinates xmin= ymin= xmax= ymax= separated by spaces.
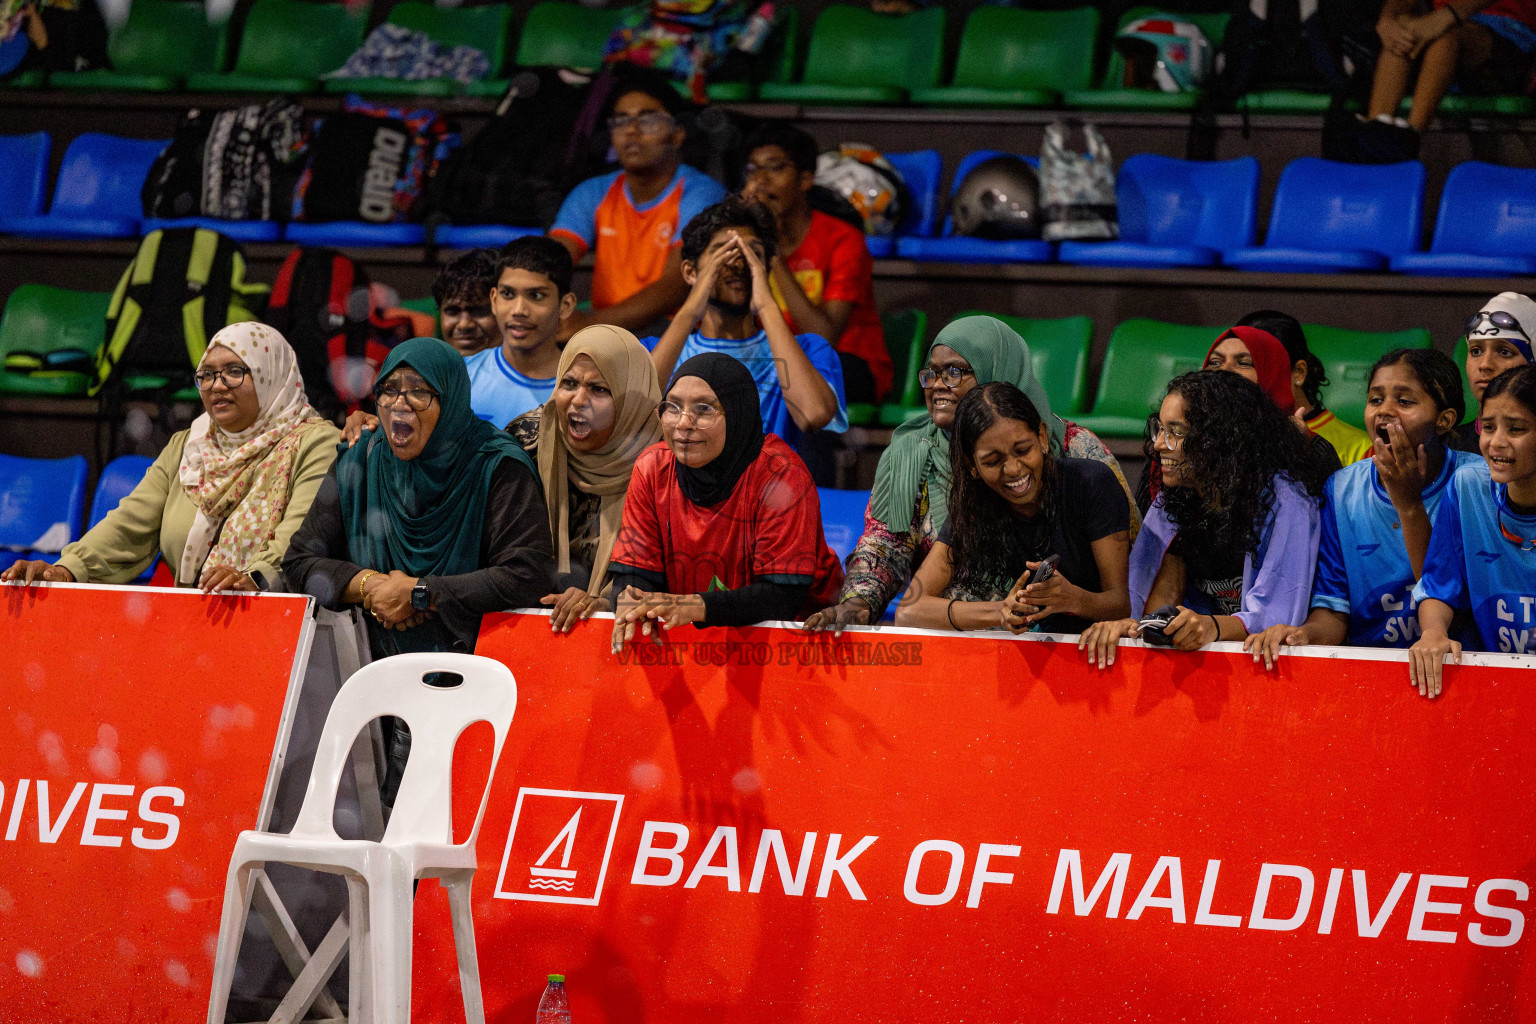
xmin=805 ymin=315 xmax=1136 ymax=631
xmin=283 ymin=337 xmax=555 ymax=657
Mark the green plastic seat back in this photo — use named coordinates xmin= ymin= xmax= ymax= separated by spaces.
xmin=883 ymin=308 xmax=929 ymax=408
xmin=760 ymin=4 xmax=799 ymax=84
xmin=0 ymin=286 xmax=112 ymax=393
xmin=960 ymin=312 xmax=1093 ymax=417
xmin=952 ymin=7 xmax=1099 ymax=93
xmin=109 ymin=0 xmax=226 ymax=76
xmin=1098 ymin=7 xmax=1229 ymax=90
xmin=1306 ymin=324 xmax=1432 ymax=429
xmin=389 ymin=1 xmax=511 ymax=75
xmin=800 ymin=5 xmax=945 ymax=90
xmin=515 ymin=2 xmax=624 ymax=71
xmin=232 ymin=0 xmax=368 ymax=79
xmin=1090 ymin=319 xmax=1218 ymax=420
xmin=398 ymin=295 xmax=440 ymax=334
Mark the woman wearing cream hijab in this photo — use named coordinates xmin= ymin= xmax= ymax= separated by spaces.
xmin=3 ymin=322 xmax=339 ymax=591
xmin=504 ymin=324 xmax=663 ymax=631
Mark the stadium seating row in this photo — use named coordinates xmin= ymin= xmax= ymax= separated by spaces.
xmin=4 ymin=129 xmax=1533 ymax=277
xmin=0 ymin=452 xmax=156 ymax=578
xmin=5 ymin=2 xmax=1530 ymax=117
xmin=0 ymin=281 xmax=1450 ymax=438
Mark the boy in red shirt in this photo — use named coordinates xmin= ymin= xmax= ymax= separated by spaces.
xmin=740 ymin=123 xmax=892 ymax=405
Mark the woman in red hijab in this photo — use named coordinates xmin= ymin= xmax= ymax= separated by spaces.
xmin=1141 ymin=326 xmax=1340 ymax=510
xmin=1203 ymin=326 xmax=1298 ymax=415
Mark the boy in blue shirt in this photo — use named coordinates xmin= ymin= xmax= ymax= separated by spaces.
xmin=464 ymin=236 xmax=578 ymax=427
xmin=645 ymin=196 xmax=846 ymax=449
xmin=1246 ymin=349 xmax=1474 ymax=665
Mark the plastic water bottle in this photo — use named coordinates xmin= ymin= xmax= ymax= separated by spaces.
xmin=735 ymin=3 xmax=776 ymax=54
xmin=536 ymin=974 xmax=571 ymax=1024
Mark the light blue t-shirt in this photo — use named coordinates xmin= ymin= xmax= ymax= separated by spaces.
xmin=1311 ymin=449 xmax=1480 ymax=648
xmin=1414 ymin=460 xmax=1536 ymax=653
xmin=463 ymin=347 xmax=555 ymax=429
xmin=642 ymin=329 xmax=848 ymax=449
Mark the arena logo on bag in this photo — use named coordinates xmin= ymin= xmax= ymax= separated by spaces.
xmin=494 ymin=788 xmax=625 ymax=905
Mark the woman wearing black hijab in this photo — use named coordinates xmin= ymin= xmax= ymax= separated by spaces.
xmin=609 ymin=352 xmax=844 ymax=651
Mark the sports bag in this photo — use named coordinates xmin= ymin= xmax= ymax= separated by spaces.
xmin=293 ymin=97 xmax=455 ymax=224
xmin=1039 ymin=122 xmax=1118 ymax=243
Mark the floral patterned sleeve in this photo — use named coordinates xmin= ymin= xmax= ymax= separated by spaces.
xmin=1062 ymin=420 xmax=1141 ymax=541
xmin=838 ymin=482 xmax=936 ymax=617
xmin=507 ymin=408 xmax=541 ymax=452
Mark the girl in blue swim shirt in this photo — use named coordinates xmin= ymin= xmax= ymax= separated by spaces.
xmin=1410 ymin=364 xmax=1536 ymax=698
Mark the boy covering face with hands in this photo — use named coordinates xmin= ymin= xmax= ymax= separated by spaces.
xmin=644 ymin=196 xmax=846 ymax=449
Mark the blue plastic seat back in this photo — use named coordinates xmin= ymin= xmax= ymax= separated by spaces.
xmin=0 ymin=132 xmax=50 ymax=219
xmin=88 ymin=455 xmax=155 ymax=530
xmin=48 ymin=134 xmax=168 ymax=220
xmin=0 ymin=453 xmax=89 ymax=553
xmin=883 ymin=150 xmax=942 ymax=238
xmin=817 ymin=487 xmax=870 ymax=566
xmin=1429 ymin=161 xmax=1536 ymax=257
xmin=1117 ymin=154 xmax=1260 ymax=248
xmin=1263 ymin=157 xmax=1425 ymax=254
xmin=942 ymin=150 xmax=1040 ymax=237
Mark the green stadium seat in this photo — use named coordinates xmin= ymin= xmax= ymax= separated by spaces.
xmin=1071 ymin=319 xmax=1218 ymax=438
xmin=702 ymin=5 xmax=798 ymax=102
xmin=0 ymin=285 xmax=111 ymax=397
xmin=185 ymin=0 xmax=367 ymax=93
xmin=1061 ymin=8 xmax=1229 ymax=112
xmin=0 ymin=69 xmax=47 ymax=88
xmin=51 ymin=0 xmax=228 ymax=92
xmin=910 ymin=7 xmax=1099 ymax=109
xmin=957 ymin=312 xmax=1093 ymax=417
xmin=758 ymin=5 xmax=944 ymax=106
xmin=1238 ymin=88 xmax=1332 ymax=114
xmin=1306 ymin=325 xmax=1432 ymax=430
xmin=870 ymin=308 xmax=929 ymax=428
xmin=467 ymin=1 xmax=621 ymax=96
xmin=323 ymin=0 xmax=511 ymax=96
xmin=1452 ymin=337 xmax=1478 ymax=425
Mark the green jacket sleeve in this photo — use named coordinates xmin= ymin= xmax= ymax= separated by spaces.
xmin=246 ymin=423 xmax=342 ymax=591
xmin=55 ymin=435 xmax=182 ymax=584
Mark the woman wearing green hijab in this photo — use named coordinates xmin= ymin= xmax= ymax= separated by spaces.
xmin=805 ymin=315 xmax=1137 ymax=631
xmin=283 ymin=337 xmax=555 ymax=657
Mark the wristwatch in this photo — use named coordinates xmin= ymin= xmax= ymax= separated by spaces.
xmin=410 ymin=581 xmax=431 ymax=612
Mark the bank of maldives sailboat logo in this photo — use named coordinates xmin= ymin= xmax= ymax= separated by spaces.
xmin=494 ymin=788 xmax=626 ymax=906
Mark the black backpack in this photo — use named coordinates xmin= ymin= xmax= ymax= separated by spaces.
xmin=428 ymin=68 xmax=598 ymax=229
xmin=92 ymin=228 xmax=269 ymax=396
xmin=143 ymin=100 xmax=307 ymax=221
xmin=1218 ymin=0 xmax=1374 ymax=98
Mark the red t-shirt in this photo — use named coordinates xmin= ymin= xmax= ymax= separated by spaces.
xmin=773 ymin=210 xmax=893 ymax=402
xmin=611 ymin=434 xmax=845 ymax=614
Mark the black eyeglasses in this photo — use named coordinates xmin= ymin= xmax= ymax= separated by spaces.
xmin=374 ymin=386 xmax=439 ymax=412
xmin=1466 ymin=310 xmax=1531 ymax=340
xmin=194 ymin=366 xmax=250 ymax=390
xmin=607 ymin=111 xmax=676 ymax=135
xmin=918 ymin=366 xmax=975 ymax=390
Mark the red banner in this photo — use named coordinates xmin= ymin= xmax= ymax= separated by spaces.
xmin=402 ymin=613 xmax=1536 ymax=1023
xmin=0 ymin=584 xmax=311 ymax=1022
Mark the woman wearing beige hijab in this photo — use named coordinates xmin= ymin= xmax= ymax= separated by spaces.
xmin=504 ymin=324 xmax=663 ymax=631
xmin=3 ymin=322 xmax=340 ymax=591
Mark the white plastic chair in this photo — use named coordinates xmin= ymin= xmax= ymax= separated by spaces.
xmin=206 ymin=652 xmax=518 ymax=1024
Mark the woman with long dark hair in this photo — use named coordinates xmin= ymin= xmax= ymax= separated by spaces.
xmin=1082 ymin=370 xmax=1325 ymax=665
xmin=895 ymin=383 xmax=1130 ymax=634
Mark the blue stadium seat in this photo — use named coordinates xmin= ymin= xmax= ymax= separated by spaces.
xmin=437 ymin=225 xmax=542 ymax=249
xmin=0 ymin=453 xmax=89 ymax=571
xmin=140 ymin=217 xmax=284 ymax=243
xmin=864 ymin=149 xmax=942 ymax=259
xmin=896 ymin=150 xmax=1054 ymax=263
xmin=0 ymin=134 xmax=167 ymax=240
xmin=1058 ymin=154 xmax=1259 ymax=269
xmin=1390 ymin=162 xmax=1536 ymax=277
xmin=817 ymin=487 xmax=870 ymax=567
xmin=1222 ymin=158 xmax=1425 ymax=273
xmin=88 ymin=454 xmax=159 ymax=582
xmin=0 ymin=132 xmax=50 ymax=221
xmin=284 ymin=222 xmax=428 ymax=247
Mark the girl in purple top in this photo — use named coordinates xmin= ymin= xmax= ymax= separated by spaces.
xmin=1080 ymin=371 xmax=1327 ymax=667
